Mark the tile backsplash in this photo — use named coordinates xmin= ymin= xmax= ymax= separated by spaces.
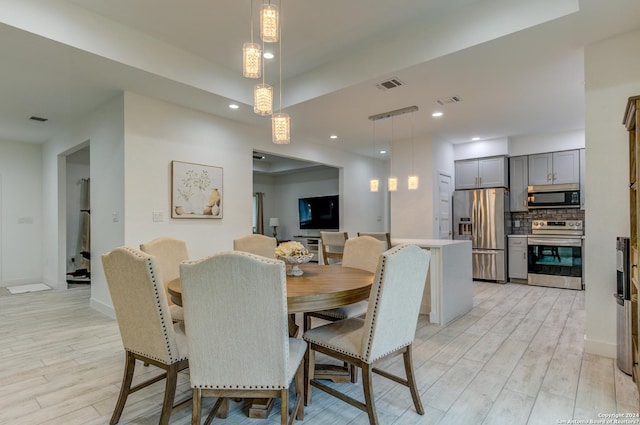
xmin=510 ymin=209 xmax=585 ymax=235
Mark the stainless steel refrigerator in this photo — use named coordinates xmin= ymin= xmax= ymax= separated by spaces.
xmin=453 ymin=188 xmax=510 ymax=282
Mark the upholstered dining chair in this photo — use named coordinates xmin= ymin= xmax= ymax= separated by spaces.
xmin=233 ymin=234 xmax=277 ymax=258
xmin=305 ymin=235 xmax=385 ymax=328
xmin=180 ymin=251 xmax=306 ymax=425
xmin=357 ymin=231 xmax=392 ymax=250
xmin=320 ymin=231 xmax=348 ymax=265
xmin=305 ymin=235 xmax=386 ymax=382
xmin=303 ymin=244 xmax=431 ymax=425
xmin=101 ymin=247 xmax=189 ymax=425
xmin=139 ymin=236 xmax=189 ymax=322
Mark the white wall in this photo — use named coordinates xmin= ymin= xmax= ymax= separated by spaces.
xmin=453 ymin=137 xmax=509 ymax=160
xmin=0 ymin=140 xmax=43 ymax=286
xmin=509 ymin=129 xmax=585 ymax=156
xmin=390 ymin=134 xmax=436 ymax=239
xmin=583 ymin=29 xmax=640 ymax=357
xmin=43 ymin=94 xmax=125 ymax=315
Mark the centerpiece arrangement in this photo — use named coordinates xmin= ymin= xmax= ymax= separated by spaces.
xmin=275 ymin=241 xmax=314 ymax=276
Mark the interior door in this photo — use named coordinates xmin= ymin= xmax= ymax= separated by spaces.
xmin=438 ymin=172 xmax=452 ymax=239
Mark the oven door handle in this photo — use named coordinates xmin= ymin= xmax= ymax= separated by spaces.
xmin=527 ymin=237 xmax=582 ymax=247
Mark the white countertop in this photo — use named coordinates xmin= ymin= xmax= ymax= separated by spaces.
xmin=391 ymin=238 xmax=471 ymax=248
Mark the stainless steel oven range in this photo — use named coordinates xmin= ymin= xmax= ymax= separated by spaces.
xmin=527 ymin=220 xmax=584 ymax=290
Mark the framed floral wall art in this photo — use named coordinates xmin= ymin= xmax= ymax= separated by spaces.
xmin=171 ymin=160 xmax=223 ymax=219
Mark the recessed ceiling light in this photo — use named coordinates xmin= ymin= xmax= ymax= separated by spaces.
xmin=432 ymin=112 xmax=443 ymax=117
xmin=330 ymin=135 xmax=338 ymax=140
xmin=263 ymin=52 xmax=274 ymax=59
xmin=472 ymin=137 xmax=480 ymax=141
xmin=229 ymin=104 xmax=239 ymax=109
xmin=379 ymin=150 xmax=387 ymax=154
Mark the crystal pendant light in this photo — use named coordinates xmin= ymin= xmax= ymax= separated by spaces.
xmin=243 ymin=1 xmax=261 ymax=78
xmin=272 ymin=112 xmax=290 ymax=144
xmin=243 ymin=42 xmax=261 ymax=78
xmin=254 ymin=83 xmax=273 ymax=115
xmin=271 ymin=1 xmax=289 ymax=144
xmin=260 ymin=3 xmax=279 ymax=42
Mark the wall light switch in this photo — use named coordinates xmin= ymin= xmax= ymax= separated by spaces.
xmin=514 ymin=220 xmax=520 ymax=228
xmin=112 ymin=211 xmax=119 ymax=222
xmin=152 ymin=211 xmax=164 ymax=222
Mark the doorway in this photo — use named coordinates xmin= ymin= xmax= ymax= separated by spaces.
xmin=65 ymin=147 xmax=91 ymax=285
xmin=438 ymin=172 xmax=452 ymax=239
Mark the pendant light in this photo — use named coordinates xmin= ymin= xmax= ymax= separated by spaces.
xmin=369 ymin=120 xmax=380 ymax=192
xmin=243 ymin=0 xmax=261 ymax=78
xmin=254 ymin=7 xmax=272 ymax=116
xmin=368 ymin=106 xmax=419 ymax=192
xmin=260 ymin=2 xmax=279 ymax=42
xmin=254 ymin=83 xmax=273 ymax=115
xmin=408 ymin=109 xmax=419 ymax=190
xmin=388 ymin=116 xmax=398 ymax=192
xmin=272 ymin=0 xmax=290 ymax=144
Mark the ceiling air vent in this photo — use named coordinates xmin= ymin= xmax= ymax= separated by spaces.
xmin=376 ymin=77 xmax=404 ymax=91
xmin=436 ymin=96 xmax=462 ymax=105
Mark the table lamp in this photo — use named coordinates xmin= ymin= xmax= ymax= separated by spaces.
xmin=269 ymin=217 xmax=279 ymax=238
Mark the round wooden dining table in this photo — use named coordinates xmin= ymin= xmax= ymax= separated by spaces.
xmin=166 ymin=262 xmax=373 ymax=314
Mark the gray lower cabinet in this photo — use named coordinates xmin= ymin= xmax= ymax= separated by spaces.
xmin=508 ymin=236 xmax=528 ymax=281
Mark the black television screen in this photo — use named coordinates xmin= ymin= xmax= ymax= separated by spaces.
xmin=298 ymin=195 xmax=339 ymax=230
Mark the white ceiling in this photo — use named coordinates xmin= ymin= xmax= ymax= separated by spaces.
xmin=1 ymin=0 xmax=640 ymax=161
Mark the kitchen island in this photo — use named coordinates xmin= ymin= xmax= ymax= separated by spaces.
xmin=392 ymin=238 xmax=473 ymax=325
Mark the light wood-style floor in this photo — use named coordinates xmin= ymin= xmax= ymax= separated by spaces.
xmin=0 ymin=282 xmax=637 ymax=425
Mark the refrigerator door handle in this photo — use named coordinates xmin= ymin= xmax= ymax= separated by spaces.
xmin=474 ymin=249 xmax=499 ymax=255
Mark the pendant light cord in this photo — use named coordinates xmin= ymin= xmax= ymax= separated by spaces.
xmin=278 ymin=0 xmax=282 ymax=114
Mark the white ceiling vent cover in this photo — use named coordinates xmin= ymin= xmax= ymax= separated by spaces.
xmin=437 ymin=96 xmax=462 ymax=105
xmin=376 ymin=77 xmax=404 ymax=91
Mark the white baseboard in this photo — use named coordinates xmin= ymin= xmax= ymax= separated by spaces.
xmin=584 ymin=336 xmax=616 ymax=359
xmin=90 ymin=297 xmax=116 ymax=319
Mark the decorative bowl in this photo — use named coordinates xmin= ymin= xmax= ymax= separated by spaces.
xmin=280 ymin=254 xmax=314 ymax=276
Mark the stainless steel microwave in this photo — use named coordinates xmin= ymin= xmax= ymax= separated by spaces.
xmin=527 ymin=183 xmax=580 ymax=209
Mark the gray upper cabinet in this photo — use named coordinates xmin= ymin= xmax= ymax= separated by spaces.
xmin=528 ymin=149 xmax=580 ymax=185
xmin=509 ymin=156 xmax=528 ymax=212
xmin=455 ymin=157 xmax=508 ymax=189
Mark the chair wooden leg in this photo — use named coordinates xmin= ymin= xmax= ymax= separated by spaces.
xmin=305 ymin=348 xmax=316 ymax=406
xmin=219 ymin=398 xmax=229 ymax=418
xmin=349 ymin=363 xmax=358 ymax=383
xmin=303 ymin=313 xmax=312 ymax=332
xmin=192 ymin=388 xmax=201 ymax=425
xmin=361 ymin=364 xmax=379 ymax=425
xmin=203 ymin=398 xmax=227 ymax=425
xmin=403 ymin=346 xmax=424 ymax=415
xmin=110 ymin=351 xmax=136 ymax=425
xmin=280 ymin=388 xmax=288 ymax=425
xmin=159 ymin=363 xmax=179 ymax=425
xmin=294 ymin=362 xmax=305 ymax=420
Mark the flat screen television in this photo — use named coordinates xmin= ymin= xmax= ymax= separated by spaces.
xmin=298 ymin=195 xmax=339 ymax=230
